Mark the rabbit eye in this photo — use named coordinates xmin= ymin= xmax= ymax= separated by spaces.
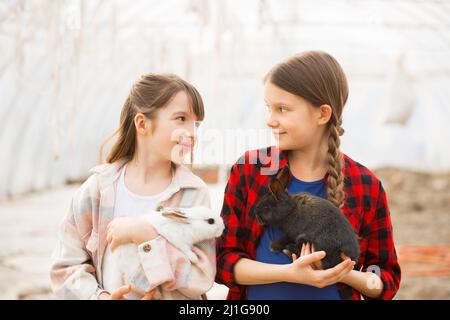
xmin=207 ymin=218 xmax=215 ymax=224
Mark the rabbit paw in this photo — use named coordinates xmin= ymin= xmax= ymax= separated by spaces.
xmin=269 ymin=240 xmax=284 ymax=253
xmin=281 ymin=243 xmax=300 ymax=257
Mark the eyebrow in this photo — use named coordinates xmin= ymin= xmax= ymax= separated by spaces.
xmin=172 ymin=111 xmax=201 ymax=121
xmin=265 ymin=100 xmax=292 ymax=107
xmin=172 ymin=111 xmax=190 ymax=117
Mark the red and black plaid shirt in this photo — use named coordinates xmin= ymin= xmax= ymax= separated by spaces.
xmin=216 ymin=146 xmax=401 ymax=300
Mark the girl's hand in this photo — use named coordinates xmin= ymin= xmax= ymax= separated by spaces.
xmin=298 ymin=243 xmax=351 ymax=270
xmin=106 ymin=216 xmax=159 ymax=251
xmin=106 ymin=285 xmax=157 ymax=300
xmin=286 ymin=242 xmax=355 ymax=288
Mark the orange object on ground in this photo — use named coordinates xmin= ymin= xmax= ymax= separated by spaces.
xmin=397 ymin=245 xmax=450 ymax=277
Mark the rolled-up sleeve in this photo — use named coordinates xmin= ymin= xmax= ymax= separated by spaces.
xmin=215 ymin=163 xmax=251 ymax=288
xmin=136 ymin=187 xmax=216 ymax=298
xmin=362 ymin=182 xmax=401 ymax=300
xmin=50 ymin=176 xmax=103 ymax=300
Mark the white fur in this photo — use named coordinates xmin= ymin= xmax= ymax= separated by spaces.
xmin=111 ymin=206 xmax=224 ymax=299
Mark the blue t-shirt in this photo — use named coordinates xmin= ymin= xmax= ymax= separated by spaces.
xmin=247 ymin=175 xmax=341 ymax=300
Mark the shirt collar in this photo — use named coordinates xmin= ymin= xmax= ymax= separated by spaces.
xmin=89 ymin=160 xmax=205 ymax=192
xmin=264 ymin=146 xmax=330 ymax=185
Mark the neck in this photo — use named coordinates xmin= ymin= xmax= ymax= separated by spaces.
xmin=127 ymin=150 xmax=173 ymax=185
xmin=287 ymin=135 xmax=329 ymax=181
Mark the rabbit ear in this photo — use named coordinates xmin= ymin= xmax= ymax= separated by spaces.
xmin=161 ymin=209 xmax=191 ymax=224
xmin=269 ymin=167 xmax=290 ymax=199
xmin=277 ymin=167 xmax=291 ymax=189
xmin=269 ymin=178 xmax=284 ymax=199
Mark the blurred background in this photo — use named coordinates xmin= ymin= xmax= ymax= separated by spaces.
xmin=0 ymin=0 xmax=449 ymax=299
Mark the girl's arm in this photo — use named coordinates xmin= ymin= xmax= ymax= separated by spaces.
xmin=233 ymin=258 xmax=293 ymax=285
xmin=341 ymin=270 xmax=383 ymax=298
xmin=215 ymin=162 xmax=253 ymax=288
xmin=355 ymin=181 xmax=401 ymax=300
xmin=235 ymin=244 xmax=355 ymax=287
xmin=50 ymin=175 xmax=104 ymax=300
xmin=138 ymin=186 xmax=216 ymax=298
xmin=136 ymin=235 xmax=216 ymax=298
xmin=107 ymin=187 xmax=216 ymax=298
xmin=293 ymin=243 xmax=384 ymax=298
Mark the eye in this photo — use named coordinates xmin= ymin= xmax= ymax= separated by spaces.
xmin=207 ymin=218 xmax=215 ymax=224
xmin=279 ymin=106 xmax=287 ymax=113
xmin=176 ymin=116 xmax=186 ymax=122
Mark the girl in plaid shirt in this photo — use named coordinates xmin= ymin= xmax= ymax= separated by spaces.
xmin=50 ymin=74 xmax=216 ymax=300
xmin=216 ymin=51 xmax=401 ymax=300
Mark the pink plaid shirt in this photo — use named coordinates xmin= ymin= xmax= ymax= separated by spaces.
xmin=50 ymin=160 xmax=216 ymax=299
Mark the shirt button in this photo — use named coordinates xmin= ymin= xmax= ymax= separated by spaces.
xmin=143 ymin=244 xmax=151 ymax=252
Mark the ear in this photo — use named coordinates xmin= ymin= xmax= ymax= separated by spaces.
xmin=317 ymin=104 xmax=332 ymax=126
xmin=161 ymin=209 xmax=191 ymax=224
xmin=269 ymin=178 xmax=284 ymax=200
xmin=270 ymin=167 xmax=290 ymax=199
xmin=276 ymin=166 xmax=290 ymax=189
xmin=134 ymin=113 xmax=151 ymax=135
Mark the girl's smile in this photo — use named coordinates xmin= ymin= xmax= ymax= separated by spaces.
xmin=176 ymin=135 xmax=194 ymax=149
xmin=272 ymin=130 xmax=287 ymax=136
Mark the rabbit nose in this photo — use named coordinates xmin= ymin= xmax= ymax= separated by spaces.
xmin=207 ymin=218 xmax=215 ymax=224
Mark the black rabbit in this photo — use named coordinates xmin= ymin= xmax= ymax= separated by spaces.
xmin=251 ymin=169 xmax=360 ymax=269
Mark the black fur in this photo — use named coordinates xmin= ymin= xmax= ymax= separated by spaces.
xmin=250 ymin=169 xmax=360 ymax=269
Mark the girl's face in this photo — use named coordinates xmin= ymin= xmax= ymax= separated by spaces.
xmin=264 ymin=81 xmax=326 ymax=151
xmin=138 ymin=90 xmax=200 ymax=165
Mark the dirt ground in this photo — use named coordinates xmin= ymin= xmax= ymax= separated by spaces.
xmin=373 ymin=168 xmax=450 ymax=300
xmin=0 ymin=168 xmax=448 ymax=300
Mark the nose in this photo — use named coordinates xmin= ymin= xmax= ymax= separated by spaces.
xmin=217 ymin=220 xmax=225 ymax=234
xmin=188 ymin=120 xmax=200 ymax=143
xmin=180 ymin=122 xmax=197 ymax=146
xmin=179 ymin=121 xmax=193 ymax=136
xmin=266 ymin=112 xmax=279 ymax=129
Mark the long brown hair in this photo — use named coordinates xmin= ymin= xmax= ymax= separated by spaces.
xmin=265 ymin=51 xmax=348 ymax=209
xmin=100 ymin=73 xmax=205 ymax=164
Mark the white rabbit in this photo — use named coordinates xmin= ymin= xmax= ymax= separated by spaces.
xmin=111 ymin=206 xmax=224 ymax=299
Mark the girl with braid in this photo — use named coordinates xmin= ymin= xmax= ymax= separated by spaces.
xmin=216 ymin=51 xmax=401 ymax=300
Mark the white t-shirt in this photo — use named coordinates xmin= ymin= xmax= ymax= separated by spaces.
xmin=102 ymin=163 xmax=178 ymax=294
